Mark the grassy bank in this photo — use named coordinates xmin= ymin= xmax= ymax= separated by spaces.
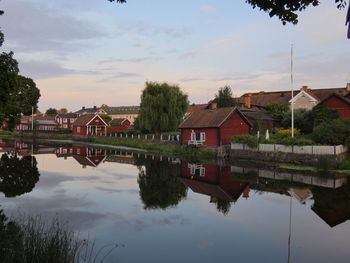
xmin=94 ymin=137 xmax=215 ymax=161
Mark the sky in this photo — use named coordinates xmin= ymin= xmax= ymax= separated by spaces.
xmin=0 ymin=0 xmax=349 ymax=111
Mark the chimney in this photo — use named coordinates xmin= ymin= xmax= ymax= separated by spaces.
xmin=82 ymin=106 xmax=85 ymax=110
xmin=210 ymin=102 xmax=217 ymax=110
xmin=244 ymin=94 xmax=251 ymax=108
xmin=347 ymin=83 xmax=350 ymax=91
xmin=94 ymin=106 xmax=97 ymax=109
xmin=301 ymin=85 xmax=309 ymax=92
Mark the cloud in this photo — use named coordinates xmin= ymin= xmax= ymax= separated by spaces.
xmin=179 ymin=77 xmax=205 ymax=82
xmin=131 ymin=22 xmax=192 ymax=39
xmin=17 ymin=60 xmax=100 ymax=79
xmin=200 ymin=5 xmax=216 ymax=13
xmin=1 ymin=0 xmax=109 ymax=55
xmin=98 ymin=56 xmax=161 ymax=64
xmin=178 ymin=51 xmax=197 ymax=59
xmin=96 ymin=72 xmax=143 ymax=83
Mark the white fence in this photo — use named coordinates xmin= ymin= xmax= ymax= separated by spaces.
xmin=231 ymin=143 xmax=348 ymax=156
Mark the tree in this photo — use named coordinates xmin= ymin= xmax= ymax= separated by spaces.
xmin=281 ymin=108 xmax=314 ymax=134
xmin=312 ymin=104 xmax=339 ymax=126
xmin=265 ymin=102 xmax=290 ymax=121
xmin=137 ymin=82 xmax=188 ymax=134
xmin=109 ymin=1 xmax=348 ymax=26
xmin=137 ymin=158 xmax=187 ymax=210
xmin=0 ymin=153 xmax=40 ymax=197
xmin=213 ymin=85 xmax=239 ymax=108
xmin=0 ymin=12 xmax=40 ymax=130
xmin=312 ymin=118 xmax=350 ymax=145
xmin=216 ymin=199 xmax=232 ymax=215
xmin=45 ymin=108 xmax=58 ymax=115
xmin=58 ymin=108 xmax=68 ymax=114
xmin=99 ymin=114 xmax=112 ymax=124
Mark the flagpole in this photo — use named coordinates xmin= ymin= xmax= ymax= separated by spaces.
xmin=291 ymin=44 xmax=294 ymax=138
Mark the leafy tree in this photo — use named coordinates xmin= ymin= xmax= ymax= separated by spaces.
xmin=0 ymin=153 xmax=40 ymax=197
xmin=45 ymin=108 xmax=58 ymax=115
xmin=100 ymin=104 xmax=109 ymax=109
xmin=0 ymin=12 xmax=40 ymax=130
xmin=137 ymin=82 xmax=188 ymax=134
xmin=213 ymin=85 xmax=239 ymax=108
xmin=312 ymin=118 xmax=350 ymax=145
xmin=58 ymin=108 xmax=68 ymax=114
xmin=137 ymin=158 xmax=187 ymax=210
xmin=312 ymin=104 xmax=339 ymax=126
xmin=265 ymin=102 xmax=289 ymax=121
xmin=109 ymin=0 xmax=347 ymax=25
xmin=99 ymin=114 xmax=112 ymax=124
xmin=281 ymin=108 xmax=314 ymax=134
xmin=216 ymin=199 xmax=232 ymax=215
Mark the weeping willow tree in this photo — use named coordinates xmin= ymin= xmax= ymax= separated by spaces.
xmin=137 ymin=82 xmax=189 ymax=135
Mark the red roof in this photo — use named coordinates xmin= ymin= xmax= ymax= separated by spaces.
xmin=187 ymin=103 xmax=210 ymax=113
xmin=178 ymin=107 xmax=251 ymax=129
xmin=73 ymin=114 xmax=107 ymax=126
xmin=238 ymin=86 xmax=350 ymax=106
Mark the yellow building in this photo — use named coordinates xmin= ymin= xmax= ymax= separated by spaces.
xmin=104 ymin=106 xmax=140 ymax=124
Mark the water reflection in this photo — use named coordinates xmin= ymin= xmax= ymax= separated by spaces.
xmin=0 ymin=153 xmax=40 ymax=197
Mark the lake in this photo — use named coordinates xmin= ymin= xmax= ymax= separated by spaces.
xmin=0 ymin=139 xmax=350 ymax=263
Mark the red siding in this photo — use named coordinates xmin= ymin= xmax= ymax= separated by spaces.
xmin=72 ymin=126 xmax=87 ymax=135
xmin=220 ymin=111 xmax=250 ymax=145
xmin=181 ymin=128 xmax=219 ymax=146
xmin=322 ymin=96 xmax=350 ymax=119
xmin=108 ymin=119 xmax=131 ymax=132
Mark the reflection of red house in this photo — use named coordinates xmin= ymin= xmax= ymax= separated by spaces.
xmin=72 ymin=145 xmax=106 ymax=168
xmin=179 ymin=162 xmax=250 ymax=202
xmin=72 ymin=114 xmax=108 ymax=136
xmin=178 ymin=106 xmax=252 ymax=147
xmin=108 ymin=118 xmax=131 ymax=132
xmin=318 ymin=93 xmax=350 ymax=119
xmin=312 ymin=206 xmax=350 ymax=228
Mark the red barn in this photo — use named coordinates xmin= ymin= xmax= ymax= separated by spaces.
xmin=108 ymin=118 xmax=131 ymax=132
xmin=319 ymin=93 xmax=350 ymax=119
xmin=178 ymin=106 xmax=252 ymax=146
xmin=72 ymin=114 xmax=108 ymax=136
xmin=55 ymin=113 xmax=79 ymax=129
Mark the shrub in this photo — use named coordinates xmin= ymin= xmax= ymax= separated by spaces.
xmin=277 ymin=128 xmax=300 ymax=135
xmin=339 ymin=158 xmax=350 ymax=170
xmin=313 ymin=118 xmax=350 ymax=146
xmin=231 ymin=135 xmax=258 ymax=148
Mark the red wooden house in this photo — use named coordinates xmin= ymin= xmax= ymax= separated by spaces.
xmin=178 ymin=106 xmax=252 ymax=147
xmin=55 ymin=113 xmax=79 ymax=129
xmin=108 ymin=118 xmax=131 ymax=132
xmin=318 ymin=93 xmax=350 ymax=119
xmin=179 ymin=162 xmax=250 ymax=203
xmin=72 ymin=114 xmax=108 ymax=136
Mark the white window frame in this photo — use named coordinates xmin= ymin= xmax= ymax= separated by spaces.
xmin=77 ymin=127 xmax=81 ymax=133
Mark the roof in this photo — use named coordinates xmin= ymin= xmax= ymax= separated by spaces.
xmin=74 ymin=107 xmax=104 ymax=114
xmin=73 ymin=114 xmax=107 ymax=126
xmin=36 ymin=120 xmax=58 ymax=125
xmin=319 ymin=92 xmax=350 ymax=106
xmin=178 ymin=107 xmax=251 ymax=129
xmin=57 ymin=113 xmax=79 ymax=118
xmin=239 ymin=108 xmax=277 ymax=121
xmin=104 ymin=106 xmax=140 ymax=115
xmin=34 ymin=115 xmax=56 ymax=121
xmin=109 ymin=118 xmax=129 ymax=126
xmin=238 ymin=86 xmax=350 ymax=106
xmin=187 ymin=103 xmax=210 ymax=113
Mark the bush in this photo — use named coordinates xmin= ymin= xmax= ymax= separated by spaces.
xmin=339 ymin=158 xmax=350 ymax=170
xmin=313 ymin=118 xmax=350 ymax=146
xmin=231 ymin=135 xmax=258 ymax=148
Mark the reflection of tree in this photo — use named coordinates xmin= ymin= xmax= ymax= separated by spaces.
xmin=137 ymin=159 xmax=187 ymax=210
xmin=0 ymin=153 xmax=40 ymax=197
xmin=216 ymin=199 xmax=231 ymax=215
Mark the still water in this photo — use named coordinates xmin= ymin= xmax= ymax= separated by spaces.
xmin=1 ymin=140 xmax=350 ymax=263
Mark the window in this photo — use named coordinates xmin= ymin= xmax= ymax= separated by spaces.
xmin=70 ymin=119 xmax=75 ymax=123
xmin=77 ymin=127 xmax=81 ymax=133
xmin=63 ymin=118 xmax=67 ymax=122
xmin=200 ymin=132 xmax=206 ymax=142
xmin=63 ymin=124 xmax=68 ymax=128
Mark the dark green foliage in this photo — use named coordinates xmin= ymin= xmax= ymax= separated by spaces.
xmin=245 ymin=0 xmax=346 ymax=25
xmin=0 ymin=153 xmax=40 ymax=197
xmin=0 ymin=12 xmax=40 ymax=130
xmin=137 ymin=159 xmax=187 ymax=210
xmin=45 ymin=108 xmax=58 ymax=115
xmin=312 ymin=118 xmax=350 ymax=145
xmin=265 ymin=102 xmax=289 ymax=121
xmin=231 ymin=135 xmax=258 ymax=148
xmin=99 ymin=114 xmax=112 ymax=124
xmin=266 ymin=135 xmax=315 ymax=146
xmin=138 ymin=82 xmax=189 ymax=134
xmin=216 ymin=199 xmax=232 ymax=215
xmin=339 ymin=158 xmax=350 ymax=170
xmin=109 ymin=0 xmax=346 ymax=25
xmin=312 ymin=104 xmax=339 ymax=126
xmin=213 ymin=85 xmax=239 ymax=108
xmin=282 ymin=108 xmax=314 ymax=134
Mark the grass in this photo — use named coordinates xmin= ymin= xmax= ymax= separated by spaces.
xmin=0 ymin=212 xmax=121 ymax=263
xmin=94 ymin=137 xmax=215 ymax=161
